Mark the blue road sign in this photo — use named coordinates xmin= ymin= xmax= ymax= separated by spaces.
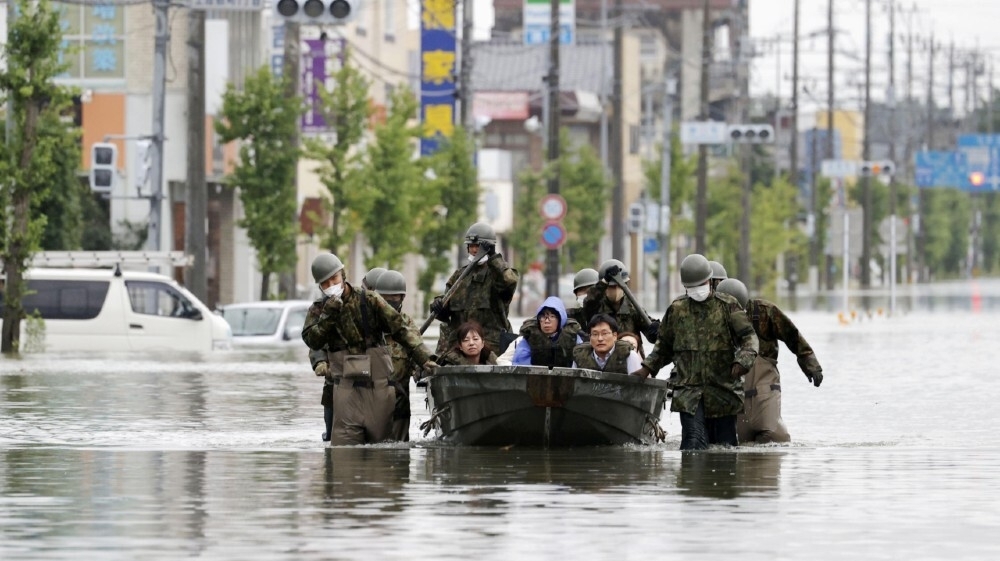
xmin=541 ymin=222 xmax=566 ymax=249
xmin=915 ymin=151 xmax=968 ymax=189
xmin=643 ymin=237 xmax=660 ymax=253
xmin=957 ymin=134 xmax=1000 ymax=191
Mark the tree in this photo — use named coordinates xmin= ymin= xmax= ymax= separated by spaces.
xmin=508 ymin=167 xmax=547 ymax=316
xmin=303 ymin=54 xmax=371 ymax=256
xmin=0 ymin=0 xmax=78 ymax=353
xmin=642 ymin=132 xmax=698 ymax=272
xmin=215 ymin=66 xmax=301 ymax=300
xmin=37 ymin=120 xmax=83 ymax=250
xmin=749 ymin=176 xmax=803 ymax=294
xmin=418 ymin=128 xmax=480 ymax=311
xmin=561 ymin=134 xmax=611 ymax=271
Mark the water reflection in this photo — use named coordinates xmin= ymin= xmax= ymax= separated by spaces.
xmin=675 ymin=450 xmax=784 ymax=500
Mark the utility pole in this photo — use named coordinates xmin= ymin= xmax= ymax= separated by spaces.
xmin=185 ymin=8 xmax=207 ymax=301
xmin=600 ymin=0 xmax=609 ymax=174
xmin=459 ymin=0 xmax=473 ymax=130
xmin=4 ymin=1 xmax=14 ymax=146
xmin=789 ymin=0 xmax=800 ymax=188
xmin=919 ymin=33 xmax=935 ymax=283
xmin=948 ymin=41 xmax=955 ymax=118
xmin=823 ymin=0 xmax=835 ymax=290
xmin=861 ymin=0 xmax=872 ymax=290
xmin=545 ymin=0 xmax=561 ymax=296
xmin=658 ymin=77 xmax=674 ymax=309
xmin=887 ymin=0 xmax=898 ymax=314
xmin=611 ymin=0 xmax=625 ymax=259
xmin=904 ymin=14 xmax=915 ymax=281
xmin=281 ymin=21 xmax=300 ymax=297
xmin=736 ymin=0 xmax=751 ymax=284
xmin=148 ymin=0 xmax=170 ymax=255
xmin=694 ymin=0 xmax=711 ymax=254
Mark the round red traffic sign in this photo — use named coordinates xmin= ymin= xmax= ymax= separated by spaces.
xmin=539 ymin=194 xmax=567 ymax=221
xmin=540 ymin=221 xmax=567 ymax=249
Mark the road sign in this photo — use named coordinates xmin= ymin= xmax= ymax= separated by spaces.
xmin=539 ymin=194 xmax=567 ymax=221
xmin=914 ymin=151 xmax=968 ymax=189
xmin=541 ymin=221 xmax=567 ymax=249
xmin=679 ymin=121 xmax=728 ymax=145
xmin=820 ymin=159 xmax=857 ymax=178
xmin=183 ymin=0 xmax=265 ymax=10
xmin=643 ymin=237 xmax=660 ymax=253
xmin=877 ymin=216 xmax=908 ymax=255
xmin=827 ymin=207 xmax=863 ymax=257
xmin=957 ymin=134 xmax=1000 ymax=191
xmin=524 ymin=0 xmax=574 ymax=45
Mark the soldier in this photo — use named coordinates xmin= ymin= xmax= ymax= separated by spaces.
xmin=310 ymin=348 xmax=334 ymax=441
xmin=715 ymin=278 xmax=824 ymax=444
xmin=302 ymin=253 xmax=438 ymax=446
xmin=374 ymin=269 xmax=423 ymax=442
xmin=511 ymin=296 xmax=583 ymax=368
xmin=430 ymin=222 xmax=519 ymax=355
xmin=582 ymin=259 xmax=660 ymax=344
xmin=568 ymin=268 xmax=598 ymax=329
xmin=362 ymin=267 xmax=388 ymax=290
xmin=571 ymin=314 xmax=642 ymax=374
xmin=708 ymin=261 xmax=728 ymax=291
xmin=631 ymin=254 xmax=759 ymax=451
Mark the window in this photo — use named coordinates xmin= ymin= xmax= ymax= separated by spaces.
xmin=55 ymin=2 xmax=126 ymax=81
xmin=126 ymin=281 xmax=198 ymax=319
xmin=222 ymin=307 xmax=283 ymax=336
xmin=2 ymin=280 xmax=110 ymax=320
xmin=629 ymin=124 xmax=640 ymax=155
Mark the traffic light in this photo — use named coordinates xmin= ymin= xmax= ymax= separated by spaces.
xmin=728 ymin=124 xmax=774 ymax=143
xmin=627 ymin=203 xmax=644 ymax=234
xmin=90 ymin=142 xmax=117 ymax=193
xmin=859 ymin=160 xmax=895 ymax=177
xmin=134 ymin=140 xmax=152 ymax=191
xmin=273 ymin=0 xmax=361 ymax=25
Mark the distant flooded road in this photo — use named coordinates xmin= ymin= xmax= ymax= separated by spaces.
xmin=3 ymin=282 xmax=1000 ymax=560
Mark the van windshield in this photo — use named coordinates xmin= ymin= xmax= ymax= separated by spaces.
xmin=222 ymin=307 xmax=282 ymax=336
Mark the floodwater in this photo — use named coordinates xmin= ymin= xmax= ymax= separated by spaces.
xmin=3 ymin=282 xmax=1000 ymax=560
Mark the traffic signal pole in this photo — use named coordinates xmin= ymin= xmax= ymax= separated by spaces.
xmin=545 ymin=0 xmax=561 ymax=297
xmin=185 ymin=8 xmax=207 ymax=300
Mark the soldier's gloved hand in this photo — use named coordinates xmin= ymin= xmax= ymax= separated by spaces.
xmin=422 ymin=360 xmax=440 ymax=375
xmin=731 ymin=362 xmax=749 ymax=379
xmin=631 ymin=366 xmax=653 ymax=379
xmin=430 ymin=296 xmax=450 ymax=320
xmin=478 ymin=240 xmax=495 ymax=256
xmin=644 ymin=320 xmax=661 ymax=343
xmin=314 ymin=361 xmax=330 ymax=377
xmin=322 ymin=294 xmax=342 ymax=313
xmin=806 ymin=371 xmax=824 ymax=387
xmin=603 ymin=264 xmax=622 ymax=282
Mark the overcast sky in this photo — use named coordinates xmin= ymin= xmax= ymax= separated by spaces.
xmin=749 ymin=0 xmax=1000 ymax=121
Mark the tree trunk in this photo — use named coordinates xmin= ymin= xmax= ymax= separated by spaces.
xmin=259 ymin=271 xmax=270 ymax=301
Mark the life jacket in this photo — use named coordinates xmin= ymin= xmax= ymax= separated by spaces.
xmin=572 ymin=340 xmax=632 ymax=374
xmin=520 ymin=318 xmax=582 ymax=368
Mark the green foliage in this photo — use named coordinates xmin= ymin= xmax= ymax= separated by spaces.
xmin=0 ymin=0 xmax=77 ymax=353
xmin=355 ymin=87 xmax=427 ymax=269
xmin=643 ymin=132 xmax=698 ymax=242
xmin=922 ymin=189 xmax=970 ymax=278
xmin=36 ymin=122 xmax=84 ymax=250
xmin=560 ymin=133 xmax=611 ymax=271
xmin=215 ymin=66 xmax=301 ymax=300
xmin=750 ymin=176 xmax=803 ymax=294
xmin=419 ymin=128 xmax=479 ymax=308
xmin=705 ymin=162 xmax=743 ymax=269
xmin=303 ymin=54 xmax=371 ymax=256
xmin=982 ymin=192 xmax=1000 ymax=274
xmin=509 ymin=166 xmax=547 ymax=316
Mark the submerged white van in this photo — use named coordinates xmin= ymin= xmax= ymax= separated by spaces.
xmin=2 ymin=267 xmax=232 ymax=352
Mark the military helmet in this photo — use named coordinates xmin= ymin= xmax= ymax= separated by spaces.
xmin=598 ymin=259 xmax=630 ymax=285
xmin=362 ymin=267 xmax=388 ymax=289
xmin=716 ymin=278 xmax=749 ymax=309
xmin=375 ymin=270 xmax=406 ymax=295
xmin=464 ymin=222 xmax=497 ymax=245
xmin=709 ymin=261 xmax=728 ymax=280
xmin=679 ymin=253 xmax=713 ymax=288
xmin=573 ymin=268 xmax=599 ymax=291
xmin=310 ymin=253 xmax=345 ymax=284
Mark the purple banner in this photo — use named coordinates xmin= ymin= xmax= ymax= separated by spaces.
xmin=300 ymin=39 xmax=327 ymax=133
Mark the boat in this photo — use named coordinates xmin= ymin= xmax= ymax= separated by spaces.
xmin=421 ymin=365 xmax=671 ymax=447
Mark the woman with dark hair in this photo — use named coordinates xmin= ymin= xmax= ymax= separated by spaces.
xmin=438 ymin=321 xmax=499 ymax=366
xmin=618 ymin=331 xmax=646 ymax=360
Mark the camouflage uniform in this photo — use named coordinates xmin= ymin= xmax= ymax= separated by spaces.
xmin=385 ymin=312 xmax=425 ymax=442
xmin=643 ymin=292 xmax=758 ymax=450
xmin=435 ymin=254 xmax=518 ymax=355
xmin=572 ymin=340 xmax=633 ymax=374
xmin=302 ymin=283 xmax=430 ymax=445
xmin=582 ymin=282 xmax=656 ymax=340
xmin=737 ymin=298 xmax=823 ymax=444
xmin=567 ymin=305 xmax=590 ymax=335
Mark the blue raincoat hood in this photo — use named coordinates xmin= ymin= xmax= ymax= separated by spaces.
xmin=535 ymin=296 xmax=568 ymax=329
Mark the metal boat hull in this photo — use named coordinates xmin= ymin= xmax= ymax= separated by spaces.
xmin=424 ymin=365 xmax=671 ymax=447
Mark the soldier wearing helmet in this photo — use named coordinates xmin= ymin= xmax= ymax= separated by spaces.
xmin=582 ymin=259 xmax=660 ymax=344
xmin=708 ymin=261 xmax=728 ymax=291
xmin=429 ymin=222 xmax=519 ymax=355
xmin=362 ymin=267 xmax=388 ymax=290
xmin=631 ymin=253 xmax=759 ymax=451
xmin=302 ymin=253 xmax=439 ymax=445
xmin=375 ymin=270 xmax=421 ymax=442
xmin=568 ymin=268 xmax=599 ymax=329
xmin=715 ymin=278 xmax=824 ymax=445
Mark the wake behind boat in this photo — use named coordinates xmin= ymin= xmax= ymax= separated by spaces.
xmin=422 ymin=365 xmax=671 ymax=447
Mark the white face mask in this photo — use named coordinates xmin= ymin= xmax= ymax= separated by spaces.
xmin=686 ymin=284 xmax=711 ymax=302
xmin=323 ymin=282 xmax=344 ymax=298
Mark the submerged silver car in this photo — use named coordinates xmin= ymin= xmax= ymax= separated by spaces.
xmin=219 ymin=300 xmax=312 ymax=347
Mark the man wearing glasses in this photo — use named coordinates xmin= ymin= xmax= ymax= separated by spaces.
xmin=571 ymin=314 xmax=642 ymax=374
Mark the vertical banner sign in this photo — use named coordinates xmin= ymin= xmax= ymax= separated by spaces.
xmin=420 ymin=0 xmax=457 ymax=155
xmin=301 ymin=39 xmax=327 ymax=133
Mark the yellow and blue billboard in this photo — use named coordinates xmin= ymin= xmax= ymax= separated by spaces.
xmin=420 ymin=0 xmax=456 ymax=155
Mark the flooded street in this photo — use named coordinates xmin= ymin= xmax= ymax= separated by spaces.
xmin=3 ymin=285 xmax=1000 ymax=560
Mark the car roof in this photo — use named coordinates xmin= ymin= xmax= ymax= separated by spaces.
xmin=27 ymin=267 xmax=178 ymax=282
xmin=220 ymin=300 xmax=313 ymax=310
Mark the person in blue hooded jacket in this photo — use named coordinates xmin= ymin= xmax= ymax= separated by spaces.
xmin=510 ymin=296 xmax=583 ymax=368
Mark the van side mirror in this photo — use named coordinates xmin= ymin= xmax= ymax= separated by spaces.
xmin=185 ymin=309 xmax=203 ymax=321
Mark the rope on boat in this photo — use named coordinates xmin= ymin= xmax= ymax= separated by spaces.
xmin=419 ymin=405 xmax=450 ymax=437
xmin=644 ymin=414 xmax=666 ymax=443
